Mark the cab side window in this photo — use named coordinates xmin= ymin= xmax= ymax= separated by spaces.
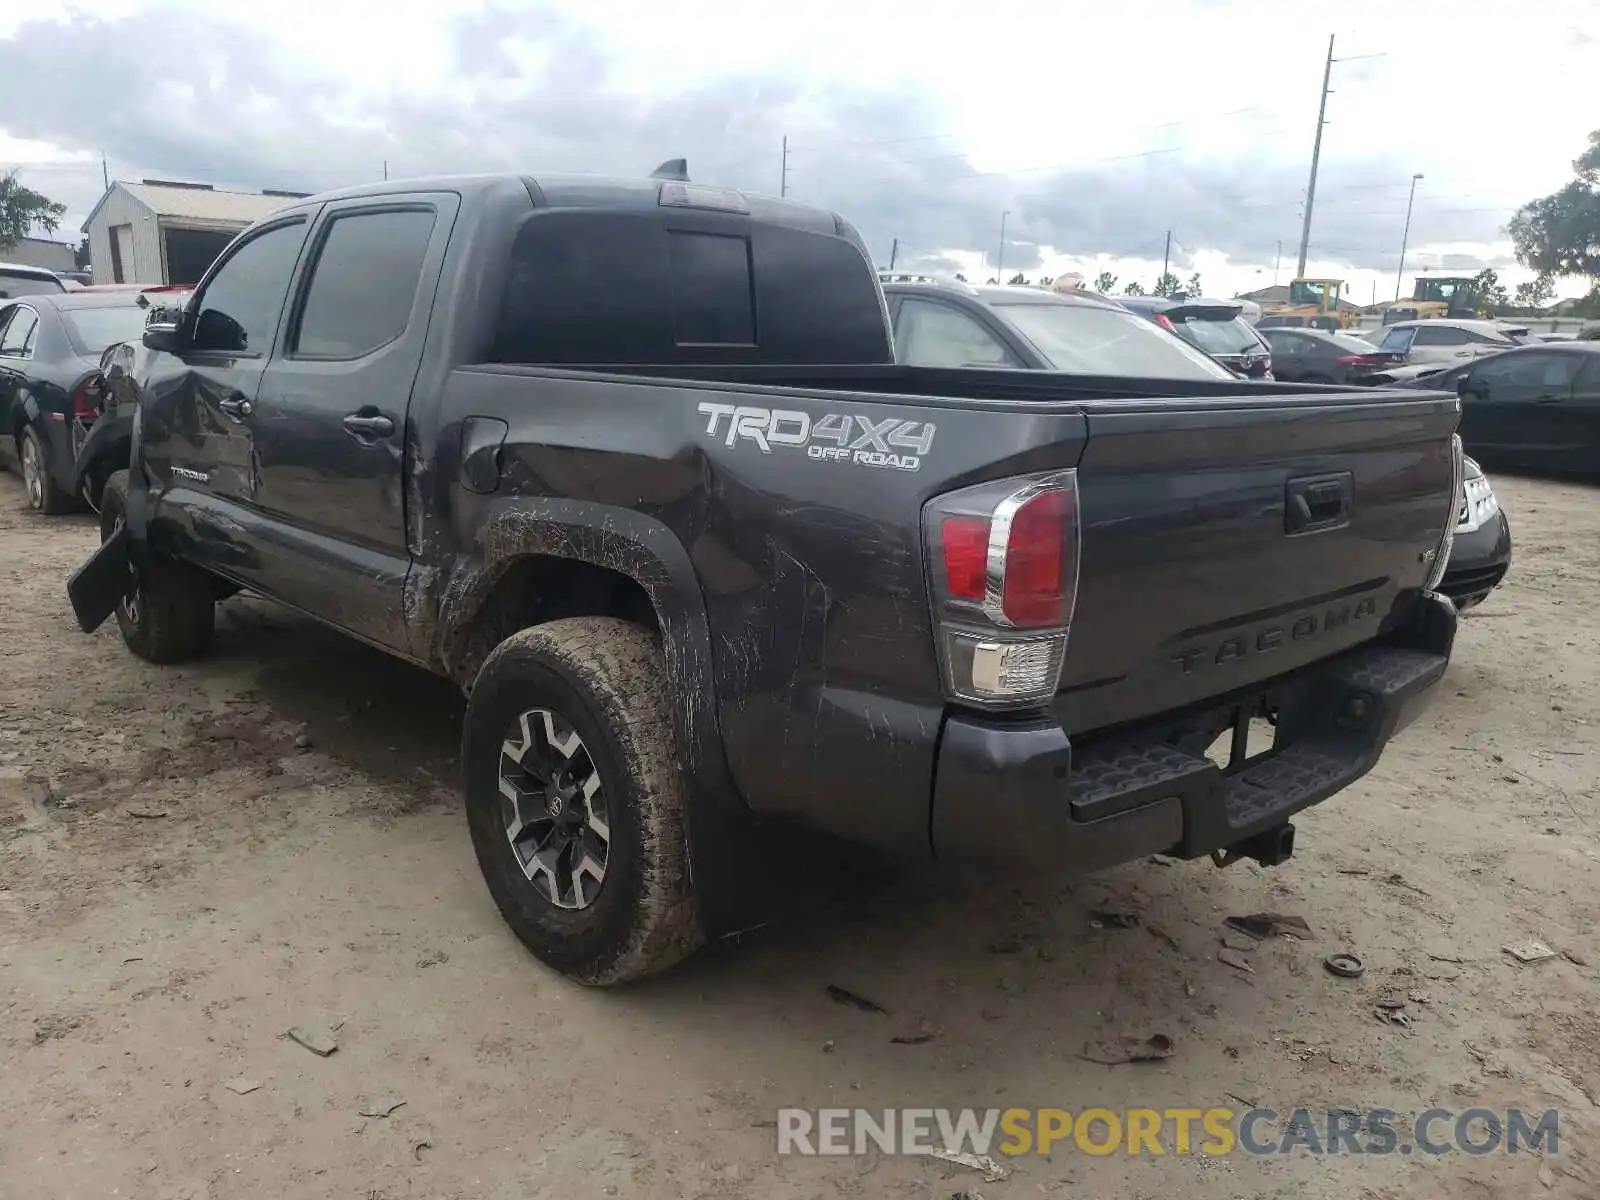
xmin=190 ymin=219 xmax=310 ymax=355
xmin=292 ymin=209 xmax=437 ymax=359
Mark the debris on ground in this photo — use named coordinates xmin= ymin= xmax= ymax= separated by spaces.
xmin=890 ymin=1018 xmax=940 ymax=1046
xmin=1428 ymin=953 xmax=1466 ymax=963
xmin=950 ymin=1190 xmax=986 ymax=1200
xmin=826 ymin=984 xmax=888 ymax=1014
xmin=1539 ymin=1162 xmax=1556 ymax=1188
xmin=126 ymin=807 xmax=169 ymax=819
xmin=416 ymin=949 xmax=449 ymax=968
xmin=1382 ymin=872 xmax=1430 ymax=896
xmin=222 ymin=1077 xmax=261 ymax=1095
xmin=1080 ymin=1034 xmax=1175 ymax=1065
xmin=1503 ymin=939 xmax=1558 ymax=965
xmin=293 ymin=732 xmax=313 ymax=751
xmin=1374 ymin=998 xmax=1412 ymax=1028
xmin=1226 ymin=913 xmax=1313 ymax=941
xmin=1220 ymin=932 xmax=1257 ymax=953
xmin=1563 ymin=948 xmax=1589 ymax=967
xmin=822 ymin=1039 xmax=835 ymax=1053
xmin=1407 ymin=990 xmax=1433 ymax=1005
xmin=1089 ymin=910 xmax=1140 ymax=929
xmin=1323 ymin=953 xmax=1365 ymax=979
xmin=927 ymin=1149 xmax=1010 ymax=1182
xmin=1145 ymin=924 xmax=1182 ymax=953
xmin=358 ymin=1092 xmax=406 ymax=1118
xmin=1217 ymin=948 xmax=1255 ymax=975
xmin=286 ymin=1026 xmax=338 ymax=1057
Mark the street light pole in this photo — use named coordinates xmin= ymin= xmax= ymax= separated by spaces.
xmin=1395 ymin=172 xmax=1423 ymax=302
xmin=996 ymin=211 xmax=1009 ymax=283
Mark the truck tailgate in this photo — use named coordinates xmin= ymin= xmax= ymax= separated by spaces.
xmin=1055 ymin=390 xmax=1459 ymax=735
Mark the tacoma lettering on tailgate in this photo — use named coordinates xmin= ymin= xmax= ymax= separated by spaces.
xmin=1170 ymin=597 xmax=1379 ymax=675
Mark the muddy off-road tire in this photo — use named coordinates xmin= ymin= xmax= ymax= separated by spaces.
xmin=98 ymin=470 xmax=216 ymax=663
xmin=463 ymin=617 xmax=702 ymax=985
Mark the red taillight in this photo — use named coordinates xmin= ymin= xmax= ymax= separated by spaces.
xmin=1001 ymin=488 xmax=1070 ymax=626
xmin=71 ymin=376 xmax=104 ymax=422
xmin=924 ymin=472 xmax=1080 ymax=708
xmin=941 ymin=516 xmax=990 ymax=601
xmin=1335 ymin=354 xmax=1377 ymax=367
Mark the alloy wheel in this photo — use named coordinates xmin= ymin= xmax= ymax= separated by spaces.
xmin=498 ymin=707 xmax=611 ymax=910
xmin=21 ymin=436 xmax=44 ymax=510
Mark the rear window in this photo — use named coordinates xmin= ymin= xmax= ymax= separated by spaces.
xmin=996 ymin=302 xmax=1237 ymax=381
xmin=490 ymin=210 xmax=888 ymax=366
xmin=1329 ymin=332 xmax=1379 ymax=354
xmin=0 ymin=269 xmax=65 ymax=298
xmin=1170 ymin=314 xmax=1263 ymax=356
xmin=62 ymin=305 xmax=154 ymax=355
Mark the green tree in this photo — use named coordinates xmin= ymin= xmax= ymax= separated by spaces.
xmin=1152 ymin=271 xmax=1182 ymax=298
xmin=0 ymin=171 xmax=68 ymax=249
xmin=1509 ymin=129 xmax=1600 ymax=284
xmin=1471 ymin=268 xmax=1509 ymax=314
xmin=953 ymin=273 xmax=967 ymax=282
xmin=74 ymin=237 xmax=91 ymax=270
xmin=1511 ymin=275 xmax=1555 ymax=311
xmin=1007 ymin=272 xmax=1027 ymax=285
xmin=1094 ymin=270 xmax=1118 ymax=293
xmin=1186 ymin=272 xmax=1203 ymax=296
xmin=1122 ymin=281 xmax=1147 ymax=296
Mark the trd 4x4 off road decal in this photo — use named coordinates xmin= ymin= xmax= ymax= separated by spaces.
xmin=696 ymin=402 xmax=935 ymax=472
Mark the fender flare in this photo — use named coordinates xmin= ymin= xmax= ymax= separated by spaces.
xmin=434 ymin=498 xmax=759 ymax=934
xmin=435 ymin=496 xmax=737 ymax=813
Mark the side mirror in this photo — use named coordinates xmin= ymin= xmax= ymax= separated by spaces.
xmin=142 ymin=322 xmax=186 ymax=355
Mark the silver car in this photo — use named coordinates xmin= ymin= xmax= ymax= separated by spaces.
xmin=1369 ymin=318 xmax=1533 ymax=366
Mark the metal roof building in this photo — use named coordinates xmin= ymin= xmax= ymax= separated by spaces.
xmin=80 ymin=180 xmax=307 ymax=286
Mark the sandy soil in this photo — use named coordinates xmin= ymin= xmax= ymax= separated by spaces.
xmin=2 ymin=467 xmax=1597 ymax=1200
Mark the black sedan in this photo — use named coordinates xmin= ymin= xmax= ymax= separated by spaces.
xmin=1114 ymin=295 xmax=1274 ymax=378
xmin=0 ymin=291 xmax=156 ymax=513
xmin=1397 ymin=343 xmax=1600 ymax=481
xmin=1258 ymin=326 xmax=1405 ymax=384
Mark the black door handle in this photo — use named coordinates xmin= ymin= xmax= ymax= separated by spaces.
xmin=219 ymin=394 xmax=252 ymax=419
xmin=343 ymin=412 xmax=395 ymax=438
xmin=1285 ymin=472 xmax=1353 ymax=534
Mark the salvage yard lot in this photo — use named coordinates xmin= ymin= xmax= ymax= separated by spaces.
xmin=1 ymin=469 xmax=1597 ymax=1200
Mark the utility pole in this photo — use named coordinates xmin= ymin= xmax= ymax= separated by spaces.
xmin=1395 ymin=172 xmax=1423 ymax=301
xmin=100 ymin=151 xmax=109 ymax=191
xmin=382 ymin=160 xmax=389 ymax=181
xmin=1274 ymin=240 xmax=1283 ymax=285
xmin=996 ymin=210 xmax=1009 ymax=282
xmin=888 ymin=238 xmax=899 ymax=270
xmin=780 ymin=136 xmax=789 ymax=198
xmin=1295 ymin=34 xmax=1335 ymax=279
xmin=1160 ymin=229 xmax=1172 ymax=287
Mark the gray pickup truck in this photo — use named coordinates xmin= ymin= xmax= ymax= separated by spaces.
xmin=69 ymin=169 xmax=1463 ymax=984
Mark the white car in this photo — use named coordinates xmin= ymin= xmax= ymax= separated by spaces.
xmin=1368 ymin=318 xmax=1532 ymax=366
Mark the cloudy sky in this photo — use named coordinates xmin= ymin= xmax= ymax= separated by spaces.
xmin=3 ymin=0 xmax=1598 ymax=299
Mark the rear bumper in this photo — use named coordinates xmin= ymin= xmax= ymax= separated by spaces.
xmin=931 ymin=591 xmax=1456 ymax=871
xmin=1441 ymin=510 xmax=1511 ymax=609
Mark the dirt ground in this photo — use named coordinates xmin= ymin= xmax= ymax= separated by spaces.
xmin=1 ymin=467 xmax=1597 ymax=1200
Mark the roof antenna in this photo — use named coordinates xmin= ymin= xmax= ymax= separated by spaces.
xmin=650 ymin=158 xmax=688 ymax=181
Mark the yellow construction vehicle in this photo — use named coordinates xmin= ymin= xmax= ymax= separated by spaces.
xmin=1380 ymin=276 xmax=1479 ymax=324
xmin=1261 ymin=278 xmax=1352 ymax=330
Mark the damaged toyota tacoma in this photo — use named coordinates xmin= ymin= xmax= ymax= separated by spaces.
xmin=68 ymin=168 xmax=1463 ymax=985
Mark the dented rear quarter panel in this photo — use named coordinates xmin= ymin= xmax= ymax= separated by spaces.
xmin=421 ymin=366 xmax=1091 ymax=853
